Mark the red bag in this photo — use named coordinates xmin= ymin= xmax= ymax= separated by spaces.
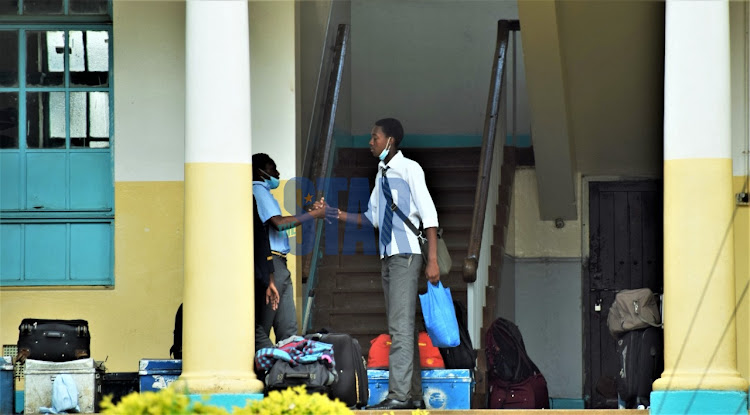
xmin=418 ymin=331 xmax=445 ymax=368
xmin=368 ymin=334 xmax=391 ymax=369
xmin=489 ymin=372 xmax=550 ymax=409
xmin=367 ymin=332 xmax=445 ymax=369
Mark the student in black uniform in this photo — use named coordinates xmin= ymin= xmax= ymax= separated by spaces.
xmin=253 ymin=199 xmax=279 ymax=350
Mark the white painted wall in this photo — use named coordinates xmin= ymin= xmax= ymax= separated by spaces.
xmin=299 ymin=0 xmax=333 ymax=158
xmin=249 ymin=1 xmax=297 ymax=176
xmin=350 ymin=0 xmax=528 ymax=136
xmin=114 ymin=1 xmax=300 ymax=181
xmin=114 ymin=1 xmax=186 ymax=182
xmin=731 ymin=1 xmax=748 ymax=177
xmin=500 ymin=168 xmax=584 ymax=399
xmin=514 ymin=258 xmax=583 ymax=399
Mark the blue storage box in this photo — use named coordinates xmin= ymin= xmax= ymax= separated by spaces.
xmin=367 ymin=369 xmax=474 ymax=410
xmin=138 ymin=359 xmax=181 ymax=392
xmin=1 ymin=357 xmax=14 ymax=414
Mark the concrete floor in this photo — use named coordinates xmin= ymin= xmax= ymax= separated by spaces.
xmin=353 ymin=411 xmax=650 ymax=415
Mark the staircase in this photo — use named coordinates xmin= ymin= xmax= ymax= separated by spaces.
xmin=310 ymin=146 xmax=481 ymax=357
xmin=473 ymin=144 xmax=518 ymax=408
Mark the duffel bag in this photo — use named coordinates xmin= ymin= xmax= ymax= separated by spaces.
xmin=607 ymin=288 xmax=662 ymax=338
xmin=264 ymin=360 xmax=336 ymax=395
xmin=489 ymin=372 xmax=550 ymax=409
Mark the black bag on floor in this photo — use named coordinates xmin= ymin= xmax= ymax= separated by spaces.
xmin=306 ymin=332 xmax=368 ymax=408
xmin=486 ymin=317 xmax=549 ymax=409
xmin=16 ymin=318 xmax=90 ymax=363
xmin=264 ymin=359 xmax=336 ymax=394
xmin=616 ymin=327 xmax=663 ymax=409
xmin=438 ymin=300 xmax=477 ymax=369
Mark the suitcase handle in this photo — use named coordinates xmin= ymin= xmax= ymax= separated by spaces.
xmin=44 ymin=331 xmax=63 ymax=338
xmin=284 ymin=373 xmax=311 ymax=380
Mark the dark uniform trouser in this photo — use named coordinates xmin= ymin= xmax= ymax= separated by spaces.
xmin=382 ymin=253 xmax=423 ymax=401
xmin=261 ymin=255 xmax=298 ymax=342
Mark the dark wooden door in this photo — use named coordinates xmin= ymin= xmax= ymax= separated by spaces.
xmin=584 ymin=181 xmax=662 ymax=408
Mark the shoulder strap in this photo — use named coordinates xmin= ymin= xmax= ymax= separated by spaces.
xmin=634 ymin=300 xmax=663 ymax=328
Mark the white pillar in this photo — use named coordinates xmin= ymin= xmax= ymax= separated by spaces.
xmin=178 ymin=0 xmax=262 ymax=395
xmin=652 ymin=1 xmax=747 ymax=413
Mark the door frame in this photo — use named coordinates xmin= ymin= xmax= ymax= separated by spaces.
xmin=580 ymin=176 xmax=662 ymax=408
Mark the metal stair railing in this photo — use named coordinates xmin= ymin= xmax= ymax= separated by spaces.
xmin=462 ymin=22 xmax=520 ymax=408
xmin=463 ymin=19 xmax=519 ymax=284
xmin=301 ymin=23 xmax=350 ymax=334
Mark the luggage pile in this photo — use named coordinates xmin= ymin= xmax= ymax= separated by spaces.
xmin=15 ymin=318 xmax=101 ymax=414
xmin=255 ymin=332 xmax=369 ymax=409
xmin=607 ymin=288 xmax=664 ymax=409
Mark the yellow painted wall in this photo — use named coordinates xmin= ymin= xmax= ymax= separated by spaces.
xmin=734 ymin=176 xmax=750 ymax=380
xmin=507 ymin=168 xmax=582 ymax=258
xmin=0 ymin=182 xmax=184 ymax=372
xmin=0 ymin=0 xmax=306 ymax=373
xmin=730 ymin=0 xmax=749 ymax=382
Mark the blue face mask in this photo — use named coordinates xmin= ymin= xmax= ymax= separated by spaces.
xmin=378 ymin=138 xmax=392 ymax=161
xmin=259 ymin=169 xmax=280 ymax=189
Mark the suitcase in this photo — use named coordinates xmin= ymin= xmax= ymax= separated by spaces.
xmin=489 ymin=372 xmax=549 ymax=409
xmin=307 ymin=333 xmax=368 ymax=408
xmin=17 ymin=319 xmax=90 ymax=363
xmin=264 ymin=360 xmax=336 ymax=395
xmin=616 ymin=327 xmax=663 ymax=409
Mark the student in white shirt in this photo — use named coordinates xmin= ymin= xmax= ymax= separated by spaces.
xmin=334 ymin=118 xmax=440 ymax=410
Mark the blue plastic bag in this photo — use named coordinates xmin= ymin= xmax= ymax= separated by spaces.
xmin=419 ymin=281 xmax=460 ymax=347
xmin=40 ymin=373 xmax=80 ymax=414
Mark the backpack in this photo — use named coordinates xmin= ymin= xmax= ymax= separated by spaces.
xmin=485 ymin=317 xmax=537 ymax=384
xmin=438 ymin=300 xmax=476 ymax=369
xmin=170 ymin=304 xmax=182 ymax=359
xmin=485 ymin=317 xmax=549 ymax=409
xmin=607 ymin=288 xmax=662 ymax=338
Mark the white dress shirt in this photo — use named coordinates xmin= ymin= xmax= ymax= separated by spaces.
xmin=364 ymin=150 xmax=439 ymax=258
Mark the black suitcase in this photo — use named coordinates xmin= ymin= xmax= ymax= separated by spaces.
xmin=16 ymin=318 xmax=90 ymax=362
xmin=616 ymin=327 xmax=663 ymax=409
xmin=264 ymin=359 xmax=336 ymax=395
xmin=307 ymin=333 xmax=368 ymax=408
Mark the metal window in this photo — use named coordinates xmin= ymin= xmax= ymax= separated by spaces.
xmin=0 ymin=1 xmax=113 ymax=287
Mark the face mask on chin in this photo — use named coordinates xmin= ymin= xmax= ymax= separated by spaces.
xmin=259 ymin=169 xmax=280 ymax=189
xmin=378 ymin=138 xmax=392 ymax=161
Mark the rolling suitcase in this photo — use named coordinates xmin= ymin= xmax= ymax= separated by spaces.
xmin=17 ymin=319 xmax=90 ymax=363
xmin=307 ymin=333 xmax=368 ymax=408
xmin=264 ymin=360 xmax=336 ymax=395
xmin=616 ymin=326 xmax=663 ymax=409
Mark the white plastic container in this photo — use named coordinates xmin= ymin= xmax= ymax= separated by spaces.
xmin=24 ymin=358 xmax=102 ymax=414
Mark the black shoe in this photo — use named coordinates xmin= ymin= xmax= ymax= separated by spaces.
xmin=366 ymin=398 xmax=416 ymax=410
xmin=413 ymin=399 xmax=426 ymax=409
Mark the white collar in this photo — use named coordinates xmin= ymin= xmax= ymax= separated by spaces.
xmin=378 ymin=150 xmax=404 ymax=171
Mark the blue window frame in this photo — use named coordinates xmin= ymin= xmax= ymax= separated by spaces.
xmin=0 ymin=0 xmax=113 ymax=286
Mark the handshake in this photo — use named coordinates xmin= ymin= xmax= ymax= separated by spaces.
xmin=305 ymin=197 xmax=341 ymax=222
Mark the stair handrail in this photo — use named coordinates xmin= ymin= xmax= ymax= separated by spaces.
xmin=301 ymin=23 xmax=350 ymax=333
xmin=463 ymin=19 xmax=519 ymax=283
